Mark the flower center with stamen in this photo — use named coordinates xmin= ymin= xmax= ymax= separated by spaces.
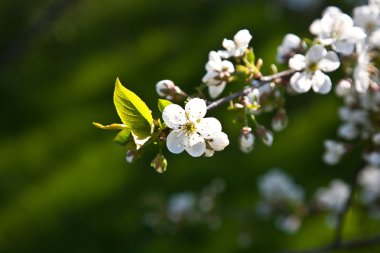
xmin=184 ymin=121 xmax=196 ymax=133
xmin=309 ymin=62 xmax=319 ymax=72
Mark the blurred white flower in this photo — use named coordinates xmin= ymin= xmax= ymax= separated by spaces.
xmin=218 ymin=29 xmax=252 ymax=58
xmin=316 ymin=179 xmax=350 ymax=212
xmin=167 ymin=192 xmax=196 ymax=222
xmin=258 ymin=169 xmax=304 ymax=204
xmin=338 ymin=123 xmax=359 ymax=140
xmin=163 ymin=98 xmax=229 ymax=157
xmin=369 ymin=29 xmax=380 ymax=48
xmin=323 ymin=140 xmax=346 ymax=165
xmin=353 ymin=4 xmax=380 ymax=34
xmin=276 ymin=33 xmax=301 ymax=64
xmin=354 ymin=47 xmax=371 ymax=93
xmin=289 ymin=45 xmax=340 ymax=94
xmin=358 ymin=166 xmax=380 ymax=203
xmin=364 ymin=151 xmax=380 ymax=166
xmin=275 ymin=215 xmax=301 ymax=234
xmin=310 ymin=7 xmax=366 ymax=55
xmin=373 ymin=133 xmax=380 ymax=144
xmin=202 ymin=51 xmax=235 ymax=98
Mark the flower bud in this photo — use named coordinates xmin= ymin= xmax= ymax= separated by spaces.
xmin=156 ymin=80 xmax=185 ymax=102
xmin=335 ymin=79 xmax=352 ymax=97
xmin=239 ymin=127 xmax=254 ymax=153
xmin=272 ymin=108 xmax=288 ymax=132
xmin=150 ymin=153 xmax=168 ymax=173
xmin=126 ymin=150 xmax=137 ymax=163
xmin=256 ymin=125 xmax=273 ymax=146
xmin=156 ymin=80 xmax=177 ymax=97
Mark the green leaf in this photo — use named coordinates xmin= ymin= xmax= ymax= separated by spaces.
xmin=113 ymin=128 xmax=132 ymax=146
xmin=158 ymin=99 xmax=172 ymax=112
xmin=92 ymin=122 xmax=128 ymax=130
xmin=114 ymin=78 xmax=153 ymax=139
xmin=246 ymin=48 xmax=255 ymax=64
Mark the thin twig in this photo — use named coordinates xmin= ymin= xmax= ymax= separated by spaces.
xmin=206 ymin=69 xmax=296 ymax=110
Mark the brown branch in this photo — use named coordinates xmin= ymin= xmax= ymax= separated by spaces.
xmin=206 ymin=69 xmax=296 ymax=110
xmin=277 ymin=233 xmax=380 ymax=253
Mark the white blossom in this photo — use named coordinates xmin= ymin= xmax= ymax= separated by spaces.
xmin=353 ymin=4 xmax=380 ymax=34
xmin=218 ymin=29 xmax=252 ymax=58
xmin=323 ymin=140 xmax=346 ymax=165
xmin=369 ymin=29 xmax=380 ymax=48
xmin=316 ymin=179 xmax=350 ymax=212
xmin=276 ymin=33 xmax=301 ymax=64
xmin=163 ymin=98 xmax=229 ymax=157
xmin=202 ymin=51 xmax=234 ymax=98
xmin=289 ymin=45 xmax=340 ymax=94
xmin=310 ymin=7 xmax=366 ymax=55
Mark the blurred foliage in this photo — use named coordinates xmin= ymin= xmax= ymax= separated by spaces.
xmin=0 ymin=0 xmax=379 ymax=252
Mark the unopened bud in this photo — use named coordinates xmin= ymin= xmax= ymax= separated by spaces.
xmin=150 ymin=153 xmax=168 ymax=173
xmin=335 ymin=79 xmax=352 ymax=97
xmin=272 ymin=108 xmax=288 ymax=132
xmin=256 ymin=125 xmax=273 ymax=146
xmin=239 ymin=127 xmax=254 ymax=153
xmin=126 ymin=150 xmax=137 ymax=163
xmin=156 ymin=80 xmax=177 ymax=97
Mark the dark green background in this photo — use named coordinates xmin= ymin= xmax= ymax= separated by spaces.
xmin=0 ymin=0 xmax=379 ymax=252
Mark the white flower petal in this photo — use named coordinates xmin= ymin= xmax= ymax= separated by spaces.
xmin=312 ymin=70 xmax=332 ymax=94
xmin=204 ymin=148 xmax=214 ymax=157
xmin=290 ymin=72 xmax=312 ymax=93
xmin=166 ymin=129 xmax=185 ymax=154
xmin=197 ymin=117 xmax=222 ymax=138
xmin=306 ymin=45 xmax=326 ymax=63
xmin=185 ymin=134 xmax=206 ymax=157
xmin=185 ymin=98 xmax=207 ymax=121
xmin=332 ymin=41 xmax=355 ymax=55
xmin=310 ymin=19 xmax=322 ymax=35
xmin=222 ymin=60 xmax=235 ymax=72
xmin=289 ymin=54 xmax=306 ymax=71
xmin=234 ymin=29 xmax=252 ymax=47
xmin=319 ymin=51 xmax=340 ymax=72
xmin=162 ymin=104 xmax=187 ymax=129
xmin=222 ymin=39 xmax=235 ymax=51
xmin=208 ymin=82 xmax=226 ymax=98
xmin=208 ymin=132 xmax=229 ymax=151
xmin=202 ymin=70 xmax=219 ymax=84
